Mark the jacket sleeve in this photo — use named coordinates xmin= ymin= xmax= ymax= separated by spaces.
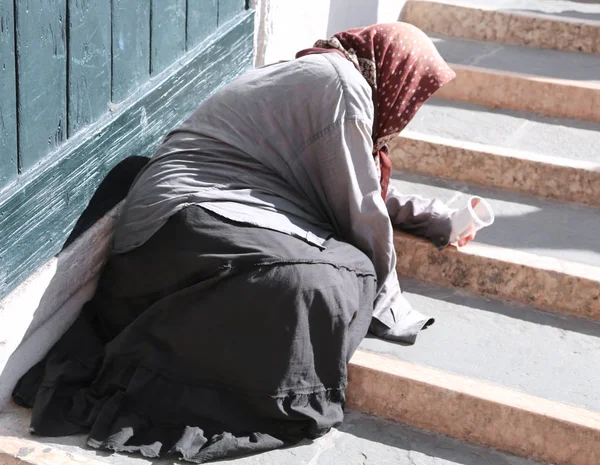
xmin=385 ymin=185 xmax=455 ymax=249
xmin=296 ymin=118 xmax=443 ymax=344
xmin=296 ymin=117 xmax=395 ymax=287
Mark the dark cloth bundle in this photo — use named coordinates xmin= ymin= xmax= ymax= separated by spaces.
xmin=13 ymin=206 xmax=376 ymax=463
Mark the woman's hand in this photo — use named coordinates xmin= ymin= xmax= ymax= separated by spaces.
xmin=457 ymin=224 xmax=476 ymax=247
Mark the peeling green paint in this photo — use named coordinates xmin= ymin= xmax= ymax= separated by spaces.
xmin=0 ymin=11 xmax=254 ymax=300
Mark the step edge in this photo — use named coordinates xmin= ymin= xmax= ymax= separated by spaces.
xmin=396 ymin=231 xmax=600 ymax=282
xmin=437 ymin=64 xmax=600 ymax=123
xmin=391 ymin=131 xmax=600 ymax=207
xmin=350 ymin=349 xmax=600 ymax=428
xmin=459 ymin=240 xmax=600 ymax=280
xmin=397 ymin=130 xmax=600 ymax=171
xmin=348 ymin=349 xmax=600 ymax=465
xmin=406 ymin=0 xmax=600 ymax=27
xmin=449 ymin=63 xmax=600 ymax=90
xmin=402 ymin=0 xmax=600 ymax=55
xmin=394 ymin=232 xmax=600 ymax=321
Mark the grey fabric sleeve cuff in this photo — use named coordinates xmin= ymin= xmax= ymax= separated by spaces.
xmin=385 ymin=185 xmax=455 ymax=249
xmin=424 ymin=212 xmax=454 ymax=249
xmin=369 ymin=313 xmax=435 ymax=346
xmin=371 ymin=272 xmax=436 ymax=345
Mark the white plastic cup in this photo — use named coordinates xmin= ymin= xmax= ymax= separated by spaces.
xmin=449 ymin=196 xmax=495 ymax=244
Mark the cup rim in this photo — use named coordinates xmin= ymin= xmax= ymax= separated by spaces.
xmin=467 ymin=196 xmax=495 ymax=226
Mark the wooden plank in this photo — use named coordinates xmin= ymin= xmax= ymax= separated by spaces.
xmin=111 ymin=0 xmax=150 ymax=103
xmin=151 ymin=0 xmax=186 ymax=75
xmin=0 ymin=11 xmax=254 ymax=300
xmin=15 ymin=0 xmax=67 ymax=172
xmin=0 ymin=1 xmax=17 ymax=187
xmin=186 ymin=0 xmax=218 ymax=50
xmin=218 ymin=0 xmax=245 ymax=26
xmin=68 ymin=0 xmax=111 ymax=136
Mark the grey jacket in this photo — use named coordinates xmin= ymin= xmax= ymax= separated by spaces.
xmin=113 ymin=53 xmax=453 ymax=344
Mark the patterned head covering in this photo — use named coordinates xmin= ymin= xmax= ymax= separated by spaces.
xmin=297 ymin=23 xmax=455 ymax=200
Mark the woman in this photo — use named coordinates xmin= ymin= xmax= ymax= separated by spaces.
xmin=13 ymin=23 xmax=473 ymax=463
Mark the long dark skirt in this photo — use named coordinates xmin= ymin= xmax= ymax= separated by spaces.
xmin=13 ymin=206 xmax=377 ymax=463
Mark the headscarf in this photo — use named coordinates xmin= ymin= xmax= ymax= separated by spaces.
xmin=296 ymin=23 xmax=455 ymax=200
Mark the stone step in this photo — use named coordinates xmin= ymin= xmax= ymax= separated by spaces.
xmin=395 ymin=232 xmax=600 ymax=320
xmin=430 ymin=33 xmax=600 ymax=82
xmin=349 ymin=347 xmax=600 ymax=465
xmin=393 ymin=98 xmax=600 ymax=206
xmin=406 ymin=98 xmax=600 ymax=164
xmin=0 ymin=404 xmax=551 ymax=465
xmin=427 ymin=34 xmax=600 ymax=122
xmin=349 ymin=280 xmax=600 ymax=465
xmin=390 ymin=174 xmax=600 ymax=320
xmin=440 ymin=63 xmax=600 ymax=123
xmin=401 ymin=0 xmax=600 ymax=54
xmin=361 ymin=279 xmax=600 ymax=411
xmin=391 ymin=131 xmax=600 ymax=207
xmin=391 ymin=172 xmax=600 ymax=267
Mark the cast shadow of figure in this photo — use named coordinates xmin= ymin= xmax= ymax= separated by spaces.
xmin=337 ymin=409 xmax=544 ymax=465
xmin=0 ymin=155 xmax=149 ymax=411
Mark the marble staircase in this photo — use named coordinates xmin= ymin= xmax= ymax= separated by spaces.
xmin=1 ymin=1 xmax=599 ymax=464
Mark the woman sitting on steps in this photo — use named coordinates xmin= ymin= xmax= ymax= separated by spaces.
xmin=13 ymin=22 xmax=474 ymax=463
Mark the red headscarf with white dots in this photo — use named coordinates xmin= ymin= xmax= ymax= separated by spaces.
xmin=297 ymin=23 xmax=455 ymax=200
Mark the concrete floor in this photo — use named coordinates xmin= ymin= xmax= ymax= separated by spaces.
xmin=390 ymin=172 xmax=600 ymax=267
xmin=407 ymin=98 xmax=600 ymax=163
xmin=0 ymin=405 xmax=549 ymax=465
xmin=360 ymin=279 xmax=600 ymax=411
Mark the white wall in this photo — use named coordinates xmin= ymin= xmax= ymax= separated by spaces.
xmin=377 ymin=0 xmax=408 ymax=31
xmin=253 ymin=0 xmax=408 ymax=66
xmin=253 ymin=0 xmax=331 ymax=66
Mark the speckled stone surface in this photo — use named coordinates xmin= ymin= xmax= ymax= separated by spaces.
xmin=389 ymin=132 xmax=600 ymax=206
xmin=348 ymin=351 xmax=600 ymax=465
xmin=402 ymin=0 xmax=600 ymax=54
xmin=436 ymin=64 xmax=600 ymax=123
xmin=393 ymin=231 xmax=600 ymax=320
xmin=0 ymin=402 xmax=551 ymax=465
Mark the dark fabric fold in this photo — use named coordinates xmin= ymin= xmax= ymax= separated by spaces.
xmin=13 ymin=206 xmax=376 ymax=462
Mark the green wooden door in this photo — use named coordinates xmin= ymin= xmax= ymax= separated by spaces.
xmin=0 ymin=0 xmax=253 ymax=299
